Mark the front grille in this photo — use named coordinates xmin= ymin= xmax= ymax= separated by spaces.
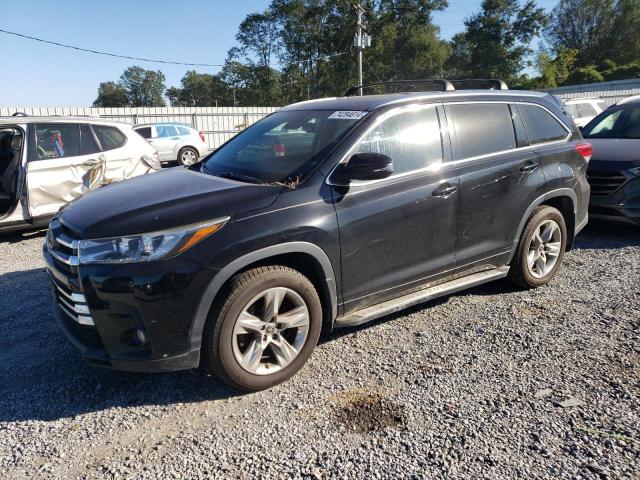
xmin=45 ymin=218 xmax=103 ymax=347
xmin=587 ymin=170 xmax=628 ymax=197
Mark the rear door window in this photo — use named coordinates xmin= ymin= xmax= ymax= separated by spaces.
xmin=447 ymin=103 xmax=516 ymax=160
xmin=351 ymin=106 xmax=443 ymax=175
xmin=31 ymin=124 xmax=81 ymax=160
xmin=517 ymin=104 xmax=568 ymax=145
xmin=565 ymin=104 xmax=578 ymax=118
xmin=577 ymin=103 xmax=597 ymax=117
xmin=156 ymin=125 xmax=178 ymax=138
xmin=79 ymin=124 xmax=100 ymax=155
xmin=92 ymin=125 xmax=127 ymax=151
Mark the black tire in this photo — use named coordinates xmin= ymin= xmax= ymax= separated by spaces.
xmin=508 ymin=206 xmax=568 ymax=289
xmin=177 ymin=147 xmax=199 ymax=166
xmin=201 ymin=266 xmax=322 ymax=391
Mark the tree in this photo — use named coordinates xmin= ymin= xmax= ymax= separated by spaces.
xmin=229 ymin=9 xmax=282 ymax=104
xmin=446 ymin=0 xmax=548 ymax=82
xmin=166 ymin=71 xmax=231 ymax=107
xmin=119 ymin=66 xmax=167 ymax=107
xmin=92 ymin=81 xmax=129 ymax=107
xmin=546 ymin=0 xmax=640 ymax=67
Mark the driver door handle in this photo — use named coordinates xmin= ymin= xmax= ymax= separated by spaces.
xmin=432 ymin=183 xmax=459 ymax=198
xmin=520 ymin=160 xmax=539 ymax=172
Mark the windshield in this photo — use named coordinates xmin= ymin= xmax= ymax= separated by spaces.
xmin=200 ymin=110 xmax=366 ymax=184
xmin=582 ymin=104 xmax=640 ymax=139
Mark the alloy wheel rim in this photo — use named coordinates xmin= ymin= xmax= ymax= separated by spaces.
xmin=527 ymin=219 xmax=562 ymax=279
xmin=182 ymin=150 xmax=197 ymax=165
xmin=232 ymin=287 xmax=310 ymax=375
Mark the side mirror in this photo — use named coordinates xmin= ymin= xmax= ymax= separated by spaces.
xmin=332 ymin=152 xmax=394 ymax=184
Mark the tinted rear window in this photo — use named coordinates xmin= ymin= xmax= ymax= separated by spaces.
xmin=518 ymin=104 xmax=568 ymax=145
xmin=135 ymin=127 xmax=152 ymax=139
xmin=447 ymin=103 xmax=516 ymax=160
xmin=93 ymin=125 xmax=126 ymax=150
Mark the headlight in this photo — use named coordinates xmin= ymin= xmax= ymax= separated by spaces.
xmin=629 ymin=166 xmax=640 ymax=177
xmin=77 ymin=217 xmax=229 ymax=264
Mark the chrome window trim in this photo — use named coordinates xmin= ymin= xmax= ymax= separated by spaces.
xmin=326 ymin=100 xmax=573 ymax=187
xmin=326 ymin=103 xmax=446 ymax=187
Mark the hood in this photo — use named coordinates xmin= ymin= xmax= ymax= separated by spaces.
xmin=587 ymin=138 xmax=640 ymax=172
xmin=59 ymin=168 xmax=281 ymax=238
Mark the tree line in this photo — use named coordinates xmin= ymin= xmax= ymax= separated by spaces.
xmin=93 ymin=0 xmax=640 ymax=108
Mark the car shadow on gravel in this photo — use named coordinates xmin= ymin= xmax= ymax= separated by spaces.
xmin=0 ymin=228 xmax=47 ymax=244
xmin=0 ymin=267 xmax=241 ymax=423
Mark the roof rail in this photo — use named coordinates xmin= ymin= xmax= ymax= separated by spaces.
xmin=449 ymin=79 xmax=509 ymax=90
xmin=344 ymin=79 xmax=455 ymax=97
xmin=343 ymin=78 xmax=509 ymax=96
xmin=11 ymin=112 xmax=28 ymax=117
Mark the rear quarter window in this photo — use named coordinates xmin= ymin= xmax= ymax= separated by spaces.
xmin=135 ymin=127 xmax=152 ymax=139
xmin=92 ymin=125 xmax=127 ymax=151
xmin=517 ymin=104 xmax=568 ymax=145
xmin=177 ymin=126 xmax=192 ymax=136
xmin=447 ymin=103 xmax=517 ymax=160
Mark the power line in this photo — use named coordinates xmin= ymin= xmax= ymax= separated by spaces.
xmin=0 ymin=28 xmax=225 ymax=67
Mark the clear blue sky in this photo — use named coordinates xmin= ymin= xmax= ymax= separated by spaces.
xmin=0 ymin=0 xmax=558 ymax=107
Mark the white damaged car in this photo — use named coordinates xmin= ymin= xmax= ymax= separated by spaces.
xmin=0 ymin=116 xmax=160 ymax=233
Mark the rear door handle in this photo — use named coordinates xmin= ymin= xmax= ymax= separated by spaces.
xmin=82 ymin=159 xmax=100 ymax=166
xmin=432 ymin=183 xmax=459 ymax=198
xmin=520 ymin=160 xmax=539 ymax=172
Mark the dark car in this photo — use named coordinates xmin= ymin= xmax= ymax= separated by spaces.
xmin=44 ymin=80 xmax=591 ymax=391
xmin=582 ymin=97 xmax=640 ymax=225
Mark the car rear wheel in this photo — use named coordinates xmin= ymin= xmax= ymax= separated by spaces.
xmin=201 ymin=266 xmax=322 ymax=391
xmin=178 ymin=147 xmax=199 ymax=166
xmin=508 ymin=206 xmax=567 ymax=289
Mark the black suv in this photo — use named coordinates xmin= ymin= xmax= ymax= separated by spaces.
xmin=44 ymin=80 xmax=591 ymax=391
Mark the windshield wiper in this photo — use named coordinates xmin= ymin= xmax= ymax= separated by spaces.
xmin=212 ymin=171 xmax=266 ymax=184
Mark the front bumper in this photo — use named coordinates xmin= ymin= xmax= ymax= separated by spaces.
xmin=588 ymin=175 xmax=640 ymax=225
xmin=44 ymin=245 xmax=218 ymax=372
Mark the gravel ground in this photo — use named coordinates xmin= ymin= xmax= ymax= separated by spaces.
xmin=0 ymin=223 xmax=638 ymax=479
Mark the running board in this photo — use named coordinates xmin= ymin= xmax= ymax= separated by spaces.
xmin=334 ymin=267 xmax=510 ymax=328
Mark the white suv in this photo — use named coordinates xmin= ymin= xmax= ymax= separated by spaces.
xmin=563 ymin=98 xmax=605 ymax=128
xmin=0 ymin=116 xmax=160 ymax=233
xmin=133 ymin=123 xmax=209 ymax=166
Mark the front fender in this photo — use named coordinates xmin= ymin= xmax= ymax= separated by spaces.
xmin=188 ymin=241 xmax=338 ymax=353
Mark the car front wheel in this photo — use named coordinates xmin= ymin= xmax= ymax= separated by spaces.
xmin=201 ymin=266 xmax=322 ymax=391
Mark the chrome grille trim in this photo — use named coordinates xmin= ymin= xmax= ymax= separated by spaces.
xmin=49 ymin=248 xmax=79 ymax=266
xmin=46 ymin=217 xmax=94 ymax=327
xmin=56 ymin=232 xmax=79 ymax=249
xmin=57 ymin=301 xmax=94 ymax=326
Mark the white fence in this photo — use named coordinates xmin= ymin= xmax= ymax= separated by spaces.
xmin=546 ymin=78 xmax=640 ymax=107
xmin=0 ymin=106 xmax=279 ymax=149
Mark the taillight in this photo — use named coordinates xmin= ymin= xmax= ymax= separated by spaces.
xmin=575 ymin=142 xmax=592 ymax=162
xmin=273 ymin=143 xmax=286 ymax=157
xmin=199 ymin=131 xmax=205 ymax=143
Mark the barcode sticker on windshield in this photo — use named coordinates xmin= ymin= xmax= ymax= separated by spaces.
xmin=328 ymin=111 xmax=368 ymax=120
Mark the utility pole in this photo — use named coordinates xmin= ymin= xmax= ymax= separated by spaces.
xmin=353 ymin=3 xmax=371 ymax=96
xmin=355 ymin=3 xmax=364 ymax=95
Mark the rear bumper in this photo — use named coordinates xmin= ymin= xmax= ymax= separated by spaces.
xmin=588 ymin=176 xmax=640 ymax=226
